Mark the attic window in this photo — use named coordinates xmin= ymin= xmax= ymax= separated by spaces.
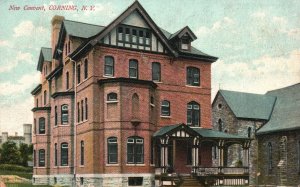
xmin=181 ymin=38 xmax=189 ymax=50
xmin=117 ymin=25 xmax=151 ymax=49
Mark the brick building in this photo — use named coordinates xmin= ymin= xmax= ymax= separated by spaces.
xmin=212 ymin=83 xmax=300 ymax=187
xmin=31 ymin=1 xmax=250 ymax=186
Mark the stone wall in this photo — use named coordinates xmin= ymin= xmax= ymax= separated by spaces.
xmin=257 ymin=130 xmax=300 ymax=187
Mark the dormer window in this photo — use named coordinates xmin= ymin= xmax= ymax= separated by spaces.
xmin=181 ymin=38 xmax=190 ymax=50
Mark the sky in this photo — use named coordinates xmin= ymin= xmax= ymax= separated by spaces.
xmin=0 ymin=0 xmax=299 ymax=135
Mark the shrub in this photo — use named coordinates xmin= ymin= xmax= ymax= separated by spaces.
xmin=0 ymin=164 xmax=32 ymax=172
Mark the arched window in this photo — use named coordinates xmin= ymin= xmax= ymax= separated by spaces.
xmin=129 ymin=59 xmax=138 ymax=79
xmin=161 ymin=100 xmax=170 ymax=116
xmin=33 ymin=150 xmax=36 ymax=167
xmin=44 ymin=90 xmax=47 ymax=105
xmin=77 ymin=64 xmax=81 ymax=84
xmin=152 ymin=62 xmax=161 ymax=82
xmin=77 ymin=102 xmax=80 ymax=123
xmin=107 ymin=92 xmax=117 ymax=101
xmin=187 ymin=67 xmax=200 ymax=86
xmin=34 ymin=119 xmax=36 ymax=134
xmin=268 ymin=142 xmax=272 ymax=173
xmin=218 ymin=119 xmax=222 ymax=131
xmin=84 ymin=59 xmax=88 ymax=79
xmin=80 ymin=141 xmax=84 ymax=165
xmin=248 ymin=127 xmax=252 ymax=138
xmin=61 ymin=142 xmax=68 ymax=166
xmin=104 ymin=56 xmax=114 ymax=76
xmin=132 ymin=93 xmax=139 ymax=118
xmin=108 ymin=137 xmax=118 ymax=164
xmin=127 ymin=136 xmax=144 ymax=164
xmin=38 ymin=149 xmax=45 ymax=167
xmin=68 ymin=40 xmax=71 ymax=53
xmin=81 ymin=100 xmax=84 ymax=122
xmin=36 ymin=98 xmax=38 ymax=107
xmin=61 ymin=104 xmax=68 ymax=124
xmin=39 ymin=117 xmax=45 ymax=134
xmin=187 ymin=101 xmax=200 ymax=126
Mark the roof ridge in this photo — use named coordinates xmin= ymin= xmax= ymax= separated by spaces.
xmin=64 ymin=19 xmax=105 ymax=27
xmin=266 ymin=82 xmax=300 ymax=93
xmin=220 ymin=89 xmax=266 ymax=96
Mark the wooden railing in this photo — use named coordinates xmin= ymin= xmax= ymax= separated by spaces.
xmin=194 ymin=166 xmax=249 ymax=176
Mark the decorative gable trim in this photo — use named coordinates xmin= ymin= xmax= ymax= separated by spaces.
xmin=170 ymin=26 xmax=197 ymax=41
xmin=71 ymin=1 xmax=178 ymax=60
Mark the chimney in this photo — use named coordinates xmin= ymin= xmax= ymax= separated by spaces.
xmin=51 ymin=15 xmax=65 ymax=69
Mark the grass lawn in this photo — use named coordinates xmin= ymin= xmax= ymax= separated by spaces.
xmin=0 ymin=170 xmax=32 ymax=180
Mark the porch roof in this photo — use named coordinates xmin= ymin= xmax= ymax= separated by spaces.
xmin=153 ymin=124 xmax=248 ymax=140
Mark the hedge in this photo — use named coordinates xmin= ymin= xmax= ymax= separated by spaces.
xmin=0 ymin=164 xmax=32 ymax=173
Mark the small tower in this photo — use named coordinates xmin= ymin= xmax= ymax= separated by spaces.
xmin=2 ymin=132 xmax=8 ymax=144
xmin=23 ymin=124 xmax=32 ymax=145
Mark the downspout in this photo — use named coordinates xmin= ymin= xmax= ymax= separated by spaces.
xmin=71 ymin=58 xmax=77 ymax=185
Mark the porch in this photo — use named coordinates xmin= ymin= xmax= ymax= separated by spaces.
xmin=152 ymin=124 xmax=251 ymax=186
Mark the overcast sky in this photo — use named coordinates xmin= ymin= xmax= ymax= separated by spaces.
xmin=0 ymin=0 xmax=299 ymax=135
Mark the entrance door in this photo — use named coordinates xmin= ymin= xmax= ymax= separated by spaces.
xmin=173 ymin=139 xmax=192 ymax=174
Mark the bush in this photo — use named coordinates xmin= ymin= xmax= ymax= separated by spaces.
xmin=0 ymin=164 xmax=32 ymax=172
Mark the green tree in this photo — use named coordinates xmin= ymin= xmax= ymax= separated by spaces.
xmin=0 ymin=141 xmax=21 ymax=165
xmin=19 ymin=143 xmax=29 ymax=167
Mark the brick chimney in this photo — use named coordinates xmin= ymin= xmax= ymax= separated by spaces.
xmin=51 ymin=15 xmax=65 ymax=69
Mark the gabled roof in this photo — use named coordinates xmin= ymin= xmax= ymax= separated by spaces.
xmin=153 ymin=124 xmax=249 ymax=140
xmin=216 ymin=90 xmax=276 ymax=120
xmin=63 ymin=20 xmax=105 ymax=39
xmin=169 ymin=26 xmax=197 ymax=41
xmin=257 ymin=83 xmax=300 ymax=134
xmin=37 ymin=47 xmax=52 ymax=71
xmin=69 ymin=1 xmax=218 ymax=62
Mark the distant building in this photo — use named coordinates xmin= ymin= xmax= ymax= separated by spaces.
xmin=0 ymin=124 xmax=32 ymax=147
xmin=212 ymin=83 xmax=300 ymax=187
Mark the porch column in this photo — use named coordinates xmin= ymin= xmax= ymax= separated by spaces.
xmin=192 ymin=137 xmax=200 ymax=173
xmin=218 ymin=140 xmax=225 ymax=173
xmin=243 ymin=148 xmax=249 ymax=167
xmin=160 ymin=136 xmax=169 ymax=173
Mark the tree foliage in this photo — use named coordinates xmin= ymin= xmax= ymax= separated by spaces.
xmin=0 ymin=141 xmax=21 ymax=165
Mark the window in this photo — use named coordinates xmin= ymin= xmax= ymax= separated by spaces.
xmin=81 ymin=100 xmax=84 ymax=122
xmin=187 ymin=67 xmax=200 ymax=86
xmin=38 ymin=149 xmax=45 ymax=167
xmin=44 ymin=90 xmax=47 ymax=105
xmin=117 ymin=25 xmax=151 ymax=48
xmin=39 ymin=117 xmax=45 ymax=134
xmin=77 ymin=64 xmax=81 ymax=84
xmin=68 ymin=40 xmax=71 ymax=53
xmin=33 ymin=150 xmax=36 ymax=167
xmin=80 ymin=141 xmax=84 ymax=165
xmin=85 ymin=98 xmax=88 ymax=120
xmin=65 ymin=43 xmax=67 ymax=56
xmin=181 ymin=38 xmax=189 ymax=50
xmin=61 ymin=104 xmax=68 ymax=124
xmin=107 ymin=92 xmax=117 ymax=101
xmin=104 ymin=56 xmax=114 ymax=76
xmin=34 ymin=119 xmax=36 ymax=134
xmin=218 ymin=119 xmax=222 ymax=131
xmin=267 ymin=142 xmax=272 ymax=174
xmin=127 ymin=137 xmax=144 ymax=164
xmin=77 ymin=102 xmax=80 ymax=123
xmin=54 ymin=143 xmax=57 ymax=166
xmin=248 ymin=127 xmax=251 ymax=138
xmin=129 ymin=59 xmax=138 ymax=79
xmin=80 ymin=177 xmax=84 ymax=185
xmin=36 ymin=99 xmax=38 ymax=107
xmin=187 ymin=102 xmax=200 ymax=126
xmin=54 ymin=177 xmax=57 ymax=184
xmin=66 ymin=72 xmax=69 ymax=90
xmin=55 ymin=106 xmax=57 ymax=126
xmin=84 ymin=59 xmax=88 ymax=79
xmin=128 ymin=177 xmax=143 ymax=186
xmin=108 ymin=137 xmax=118 ymax=164
xmin=152 ymin=62 xmax=161 ymax=82
xmin=213 ymin=146 xmax=217 ymax=159
xmin=161 ymin=100 xmax=170 ymax=116
xmin=61 ymin=143 xmax=68 ymax=166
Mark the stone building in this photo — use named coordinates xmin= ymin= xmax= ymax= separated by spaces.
xmin=212 ymin=83 xmax=300 ymax=187
xmin=31 ymin=1 xmax=253 ymax=187
xmin=256 ymin=83 xmax=300 ymax=186
xmin=0 ymin=124 xmax=32 ymax=147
